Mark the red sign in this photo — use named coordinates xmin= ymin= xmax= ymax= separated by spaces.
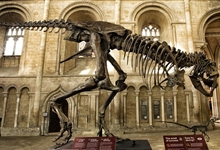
xmin=163 ymin=135 xmax=209 ymax=150
xmin=72 ymin=136 xmax=116 ymax=150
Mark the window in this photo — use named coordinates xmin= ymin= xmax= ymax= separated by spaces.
xmin=3 ymin=27 xmax=24 ymax=56
xmin=142 ymin=24 xmax=160 ymax=41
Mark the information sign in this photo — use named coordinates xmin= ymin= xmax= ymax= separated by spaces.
xmin=163 ymin=134 xmax=208 ymax=150
xmin=72 ymin=136 xmax=116 ymax=150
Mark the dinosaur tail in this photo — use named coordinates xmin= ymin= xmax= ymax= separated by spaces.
xmin=0 ymin=19 xmax=74 ymax=33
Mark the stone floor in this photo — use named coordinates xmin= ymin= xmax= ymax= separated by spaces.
xmin=0 ymin=123 xmax=220 ymax=150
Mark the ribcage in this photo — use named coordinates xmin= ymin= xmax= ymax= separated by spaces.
xmin=122 ymin=34 xmax=203 ymax=89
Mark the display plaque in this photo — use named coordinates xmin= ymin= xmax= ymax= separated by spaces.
xmin=163 ymin=135 xmax=208 ymax=150
xmin=72 ymin=136 xmax=116 ymax=150
xmin=153 ymin=100 xmax=160 ymax=119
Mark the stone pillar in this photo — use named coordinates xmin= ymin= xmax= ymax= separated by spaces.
xmin=192 ymin=89 xmax=201 ymax=122
xmin=91 ymin=91 xmax=99 ymax=128
xmin=148 ymin=91 xmax=153 ymax=126
xmin=1 ymin=92 xmax=7 ymax=127
xmin=171 ymin=23 xmax=177 ymax=46
xmin=173 ymin=90 xmax=178 ymax=122
xmin=184 ymin=0 xmax=194 ymax=53
xmin=112 ymin=0 xmax=122 ymax=128
xmin=75 ymin=96 xmax=79 ymax=128
xmin=211 ymin=92 xmax=219 ymax=118
xmin=28 ymin=92 xmax=35 ymax=127
xmin=120 ymin=91 xmax=126 ymax=126
xmin=95 ymin=93 xmax=99 ymax=128
xmin=161 ymin=90 xmax=165 ymax=122
xmin=33 ymin=0 xmax=50 ymax=127
xmin=14 ymin=92 xmax=21 ymax=127
xmin=135 ymin=90 xmax=140 ymax=128
xmin=122 ymin=92 xmax=127 ymax=127
xmin=185 ymin=93 xmax=190 ymax=122
xmin=107 ymin=91 xmax=112 ymax=126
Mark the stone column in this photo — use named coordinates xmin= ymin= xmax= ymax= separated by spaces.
xmin=33 ymin=0 xmax=50 ymax=127
xmin=107 ymin=91 xmax=112 ymax=126
xmin=161 ymin=90 xmax=165 ymax=122
xmin=112 ymin=0 xmax=122 ymax=128
xmin=185 ymin=93 xmax=190 ymax=122
xmin=91 ymin=91 xmax=99 ymax=128
xmin=120 ymin=91 xmax=127 ymax=126
xmin=173 ymin=90 xmax=178 ymax=122
xmin=184 ymin=0 xmax=194 ymax=53
xmin=1 ymin=92 xmax=7 ymax=127
xmin=171 ymin=23 xmax=177 ymax=46
xmin=148 ymin=91 xmax=153 ymax=126
xmin=122 ymin=92 xmax=127 ymax=127
xmin=14 ymin=92 xmax=21 ymax=127
xmin=95 ymin=93 xmax=99 ymax=128
xmin=75 ymin=96 xmax=78 ymax=128
xmin=135 ymin=90 xmax=140 ymax=128
xmin=28 ymin=92 xmax=34 ymax=127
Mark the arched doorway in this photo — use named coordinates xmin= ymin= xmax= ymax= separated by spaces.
xmin=49 ymin=100 xmax=68 ymax=132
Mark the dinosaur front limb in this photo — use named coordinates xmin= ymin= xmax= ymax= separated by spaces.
xmin=51 ymin=77 xmax=98 ymax=104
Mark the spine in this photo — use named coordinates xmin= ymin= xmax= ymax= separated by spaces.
xmin=0 ymin=19 xmax=73 ymax=33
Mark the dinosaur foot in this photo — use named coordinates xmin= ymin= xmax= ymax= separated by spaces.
xmin=53 ymin=137 xmax=70 ymax=149
xmin=116 ymin=136 xmax=130 ymax=143
xmin=54 ymin=141 xmax=68 ymax=149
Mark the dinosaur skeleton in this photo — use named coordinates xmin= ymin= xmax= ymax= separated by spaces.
xmin=1 ymin=19 xmax=219 ymax=145
xmin=160 ymin=118 xmax=216 ymax=142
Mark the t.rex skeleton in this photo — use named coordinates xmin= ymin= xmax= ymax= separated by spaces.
xmin=1 ymin=19 xmax=219 ymax=145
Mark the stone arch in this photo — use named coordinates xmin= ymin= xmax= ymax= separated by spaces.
xmin=196 ymin=8 xmax=220 ymax=119
xmin=57 ymin=2 xmax=104 ymax=74
xmin=197 ymin=7 xmax=220 ymax=62
xmin=41 ymin=85 xmax=75 ymax=134
xmin=0 ymin=3 xmax=32 ymax=21
xmin=0 ymin=84 xmax=6 ymax=91
xmin=6 ymin=84 xmax=18 ymax=92
xmin=18 ymin=84 xmax=31 ymax=92
xmin=0 ymin=4 xmax=32 ymax=68
xmin=151 ymin=85 xmax=161 ymax=120
xmin=131 ymin=2 xmax=177 ymax=22
xmin=126 ymin=83 xmax=137 ymax=89
xmin=137 ymin=83 xmax=148 ymax=90
xmin=139 ymin=85 xmax=149 ymax=122
xmin=17 ymin=87 xmax=30 ymax=127
xmin=3 ymin=86 xmax=17 ymax=127
xmin=0 ymin=85 xmax=5 ymax=124
xmin=59 ymin=1 xmax=105 ymax=21
xmin=130 ymin=1 xmax=176 ymax=43
xmin=126 ymin=86 xmax=136 ymax=128
xmin=197 ymin=6 xmax=220 ymax=41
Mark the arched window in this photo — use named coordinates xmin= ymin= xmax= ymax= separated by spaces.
xmin=0 ymin=12 xmax=25 ymax=67
xmin=142 ymin=24 xmax=160 ymax=41
xmin=4 ymin=27 xmax=24 ymax=56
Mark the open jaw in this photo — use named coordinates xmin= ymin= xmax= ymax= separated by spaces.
xmin=190 ymin=73 xmax=219 ymax=97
